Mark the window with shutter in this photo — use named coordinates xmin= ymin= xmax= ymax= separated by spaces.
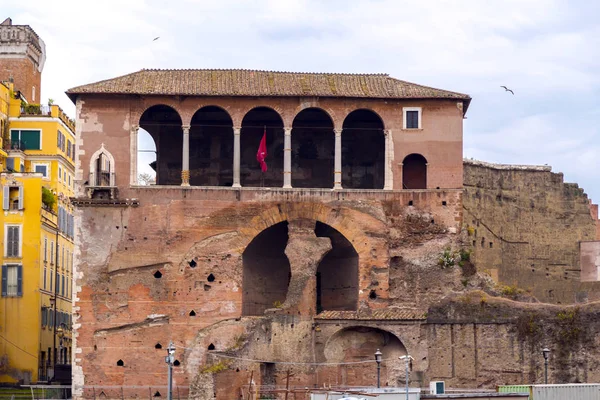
xmin=2 ymin=186 xmax=9 ymax=210
xmin=403 ymin=107 xmax=422 ymax=129
xmin=2 ymin=264 xmax=21 ymax=297
xmin=6 ymin=226 xmax=20 ymax=257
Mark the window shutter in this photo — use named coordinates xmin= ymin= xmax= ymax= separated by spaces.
xmin=17 ymin=265 xmax=23 ymax=296
xmin=2 ymin=186 xmax=8 ymax=210
xmin=58 ymin=207 xmax=62 ymax=231
xmin=1 ymin=265 xmax=7 ymax=297
xmin=42 ymin=308 xmax=46 ymax=326
xmin=18 ymin=186 xmax=24 ymax=210
xmin=6 ymin=158 xmax=14 ymax=172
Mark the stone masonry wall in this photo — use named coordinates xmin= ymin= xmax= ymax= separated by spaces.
xmin=463 ymin=159 xmax=600 ymax=304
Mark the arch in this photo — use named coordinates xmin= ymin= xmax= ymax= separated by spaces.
xmin=189 ymin=106 xmax=234 ymax=186
xmin=402 ymin=153 xmax=428 ymax=189
xmin=242 ymin=221 xmax=290 ymax=316
xmin=324 ymin=326 xmax=407 ymax=386
xmin=341 ymin=109 xmax=385 ymax=189
xmin=139 ymin=105 xmax=183 ymax=185
xmin=291 ymin=108 xmax=335 ymax=188
xmin=137 ymin=128 xmax=156 ymax=185
xmin=315 ymin=221 xmax=358 ymax=311
xmin=240 ymin=107 xmax=284 ymax=188
xmin=89 ymin=144 xmax=115 ymax=186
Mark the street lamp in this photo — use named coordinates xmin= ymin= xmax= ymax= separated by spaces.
xmin=57 ymin=325 xmax=65 ymax=365
xmin=165 ymin=342 xmax=176 ymax=400
xmin=399 ymin=355 xmax=414 ymax=400
xmin=374 ymin=349 xmax=382 ymax=388
xmin=542 ymin=347 xmax=550 ymax=384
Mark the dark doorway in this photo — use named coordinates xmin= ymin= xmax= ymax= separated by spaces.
xmin=291 ymin=108 xmax=334 ymax=188
xmin=139 ymin=105 xmax=183 ymax=185
xmin=242 ymin=222 xmax=290 ymax=316
xmin=402 ymin=153 xmax=427 ymax=189
xmin=240 ymin=107 xmax=284 ymax=187
xmin=341 ymin=109 xmax=385 ymax=189
xmin=189 ymin=106 xmax=234 ymax=186
xmin=315 ymin=222 xmax=358 ymax=312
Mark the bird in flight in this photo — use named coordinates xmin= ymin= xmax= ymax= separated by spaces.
xmin=153 ymin=36 xmax=160 ymax=41
xmin=501 ymin=86 xmax=514 ymax=95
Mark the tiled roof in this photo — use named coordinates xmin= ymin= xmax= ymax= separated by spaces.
xmin=315 ymin=309 xmax=426 ymax=321
xmin=66 ymin=69 xmax=470 ymax=106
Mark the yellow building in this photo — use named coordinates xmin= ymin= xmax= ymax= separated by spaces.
xmin=0 ymin=80 xmax=75 ymax=384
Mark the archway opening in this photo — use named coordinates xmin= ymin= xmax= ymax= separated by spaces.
xmin=137 ymin=128 xmax=156 ymax=185
xmin=240 ymin=107 xmax=284 ymax=187
xmin=139 ymin=105 xmax=183 ymax=185
xmin=291 ymin=108 xmax=334 ymax=188
xmin=402 ymin=153 xmax=427 ymax=189
xmin=315 ymin=222 xmax=358 ymax=312
xmin=342 ymin=109 xmax=385 ymax=189
xmin=324 ymin=326 xmax=407 ymax=387
xmin=242 ymin=221 xmax=290 ymax=315
xmin=190 ymin=106 xmax=234 ymax=186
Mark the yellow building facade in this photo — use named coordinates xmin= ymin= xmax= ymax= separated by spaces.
xmin=0 ymin=80 xmax=75 ymax=384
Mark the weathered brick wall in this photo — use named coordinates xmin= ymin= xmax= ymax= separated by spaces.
xmin=463 ymin=159 xmax=600 ymax=304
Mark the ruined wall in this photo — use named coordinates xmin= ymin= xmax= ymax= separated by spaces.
xmin=463 ymin=159 xmax=600 ymax=304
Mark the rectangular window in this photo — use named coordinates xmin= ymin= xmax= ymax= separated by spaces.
xmin=403 ymin=107 xmax=422 ymax=129
xmin=68 ymin=175 xmax=71 ymax=187
xmin=44 ymin=237 xmax=48 ymax=262
xmin=50 ymin=241 xmax=54 ymax=265
xmin=57 ymin=244 xmax=60 ymax=266
xmin=33 ymin=163 xmax=49 ymax=179
xmin=1 ymin=264 xmax=22 ymax=297
xmin=43 ymin=266 xmax=47 ymax=290
xmin=58 ymin=167 xmax=62 ymax=184
xmin=67 ymin=140 xmax=71 ymax=158
xmin=50 ymin=269 xmax=53 ymax=291
xmin=11 ymin=129 xmax=42 ymax=150
xmin=63 ymin=171 xmax=67 ymax=184
xmin=5 ymin=226 xmax=21 ymax=258
xmin=62 ymin=247 xmax=65 ymax=268
xmin=3 ymin=186 xmax=24 ymax=211
xmin=61 ymin=275 xmax=65 ymax=296
xmin=56 ymin=271 xmax=60 ymax=294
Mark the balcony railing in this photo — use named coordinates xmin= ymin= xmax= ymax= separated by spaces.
xmin=20 ymin=104 xmax=51 ymax=116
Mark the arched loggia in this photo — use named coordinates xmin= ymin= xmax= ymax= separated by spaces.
xmin=341 ymin=109 xmax=385 ymax=189
xmin=189 ymin=106 xmax=234 ymax=186
xmin=402 ymin=153 xmax=427 ymax=189
xmin=139 ymin=105 xmax=183 ymax=185
xmin=240 ymin=107 xmax=284 ymax=188
xmin=291 ymin=108 xmax=334 ymax=188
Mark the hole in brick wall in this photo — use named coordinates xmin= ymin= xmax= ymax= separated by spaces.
xmin=155 ymin=343 xmax=162 ymax=349
xmin=116 ymin=359 xmax=124 ymax=366
xmin=153 ymin=271 xmax=162 ymax=279
xmin=189 ymin=310 xmax=196 ymax=316
xmin=116 ymin=226 xmax=119 ymax=229
xmin=173 ymin=360 xmax=180 ymax=366
xmin=236 ymin=368 xmax=240 ymax=372
xmin=188 ymin=259 xmax=197 ymax=268
xmin=153 ymin=391 xmax=161 ymax=397
xmin=369 ymin=290 xmax=377 ymax=299
xmin=207 ymin=273 xmax=215 ymax=282
xmin=204 ymin=284 xmax=211 ymax=291
xmin=472 ymin=240 xmax=476 ymax=246
xmin=208 ymin=343 xmax=215 ymax=350
xmin=489 ymin=242 xmax=493 ymax=248
xmin=430 ymin=219 xmax=435 ymax=224
xmin=408 ymin=200 xmax=413 ymax=206
xmin=442 ymin=201 xmax=447 ymax=206
xmin=481 ymin=238 xmax=485 ymax=247
xmin=94 ymin=345 xmax=97 ymax=351
xmin=124 ymin=226 xmax=128 ymax=229
xmin=436 ymin=187 xmax=440 ymax=189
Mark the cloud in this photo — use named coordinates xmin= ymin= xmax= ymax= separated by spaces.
xmin=3 ymin=0 xmax=598 ymax=202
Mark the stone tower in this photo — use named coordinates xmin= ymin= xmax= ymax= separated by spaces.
xmin=0 ymin=17 xmax=46 ymax=102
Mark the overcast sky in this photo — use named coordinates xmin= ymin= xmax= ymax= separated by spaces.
xmin=3 ymin=0 xmax=599 ymax=203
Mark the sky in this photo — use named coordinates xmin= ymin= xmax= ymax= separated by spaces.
xmin=2 ymin=0 xmax=599 ymax=202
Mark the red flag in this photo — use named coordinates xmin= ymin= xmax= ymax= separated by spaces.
xmin=256 ymin=128 xmax=268 ymax=172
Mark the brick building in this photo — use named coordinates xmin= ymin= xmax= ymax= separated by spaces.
xmin=67 ymin=69 xmax=600 ymax=399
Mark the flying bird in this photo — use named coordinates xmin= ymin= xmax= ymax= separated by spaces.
xmin=500 ymin=86 xmax=514 ymax=95
xmin=153 ymin=36 xmax=160 ymax=41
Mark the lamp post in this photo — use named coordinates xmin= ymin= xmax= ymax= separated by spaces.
xmin=165 ymin=342 xmax=175 ymax=400
xmin=399 ymin=355 xmax=413 ymax=400
xmin=542 ymin=347 xmax=550 ymax=384
xmin=374 ymin=349 xmax=382 ymax=388
xmin=57 ymin=325 xmax=65 ymax=365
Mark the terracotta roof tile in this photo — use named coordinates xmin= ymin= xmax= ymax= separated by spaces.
xmin=315 ymin=309 xmax=426 ymax=321
xmin=66 ymin=69 xmax=470 ymax=105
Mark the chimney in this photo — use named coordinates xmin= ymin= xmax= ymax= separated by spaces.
xmin=1 ymin=18 xmax=12 ymax=26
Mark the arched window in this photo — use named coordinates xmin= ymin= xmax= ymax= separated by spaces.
xmin=89 ymin=145 xmax=115 ymax=187
xmin=402 ymin=153 xmax=427 ymax=189
xmin=342 ymin=109 xmax=385 ymax=189
xmin=291 ymin=108 xmax=334 ymax=188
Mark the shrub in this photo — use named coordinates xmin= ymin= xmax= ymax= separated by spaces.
xmin=42 ymin=187 xmax=56 ymax=210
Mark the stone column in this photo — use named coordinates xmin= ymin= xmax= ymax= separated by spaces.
xmin=181 ymin=124 xmax=190 ymax=186
xmin=129 ymin=125 xmax=139 ymax=186
xmin=232 ymin=127 xmax=241 ymax=188
xmin=282 ymin=219 xmax=332 ymax=316
xmin=334 ymin=128 xmax=342 ymax=189
xmin=384 ymin=129 xmax=394 ymax=190
xmin=283 ymin=127 xmax=292 ymax=188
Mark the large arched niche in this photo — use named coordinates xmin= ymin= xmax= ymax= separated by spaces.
xmin=242 ymin=221 xmax=290 ymax=316
xmin=315 ymin=221 xmax=358 ymax=312
xmin=402 ymin=153 xmax=428 ymax=189
xmin=341 ymin=109 xmax=385 ymax=189
xmin=324 ymin=326 xmax=407 ymax=363
xmin=139 ymin=105 xmax=183 ymax=185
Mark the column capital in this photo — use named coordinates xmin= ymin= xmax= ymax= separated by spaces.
xmin=384 ymin=129 xmax=392 ymax=137
xmin=233 ymin=127 xmax=241 ymax=135
xmin=131 ymin=124 xmax=139 ymax=132
xmin=182 ymin=124 xmax=191 ymax=133
xmin=284 ymin=127 xmax=292 ymax=136
xmin=334 ymin=128 xmax=342 ymax=136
